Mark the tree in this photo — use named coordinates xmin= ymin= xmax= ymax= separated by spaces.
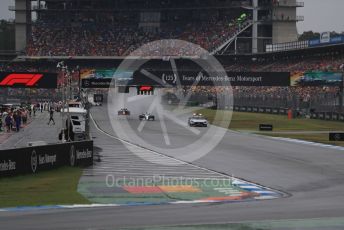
xmin=298 ymin=31 xmax=320 ymax=41
xmin=299 ymin=30 xmax=342 ymax=41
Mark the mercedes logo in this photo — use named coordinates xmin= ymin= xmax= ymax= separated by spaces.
xmin=31 ymin=150 xmax=38 ymax=173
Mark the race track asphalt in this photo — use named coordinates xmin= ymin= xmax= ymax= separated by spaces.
xmin=1 ymin=104 xmax=344 ymax=230
xmin=0 ymin=111 xmax=61 ymax=150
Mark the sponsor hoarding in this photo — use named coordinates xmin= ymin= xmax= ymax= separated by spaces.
xmin=133 ymin=71 xmax=291 ymax=86
xmin=0 ymin=72 xmax=57 ymax=88
xmin=309 ymin=35 xmax=344 ymax=47
xmin=291 ymin=71 xmax=342 ymax=86
xmin=320 ymin=32 xmax=331 ymax=44
xmin=329 ymin=133 xmax=344 ymax=141
xmin=0 ymin=141 xmax=93 ymax=177
xmin=81 ymin=68 xmax=134 ymax=88
xmin=82 ymin=79 xmax=116 ymax=88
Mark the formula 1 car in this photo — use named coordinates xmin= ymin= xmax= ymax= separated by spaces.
xmin=139 ymin=113 xmax=155 ymax=121
xmin=118 ymin=108 xmax=130 ymax=116
xmin=188 ymin=113 xmax=208 ymax=127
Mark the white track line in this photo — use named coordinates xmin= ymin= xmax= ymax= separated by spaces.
xmin=269 ymin=136 xmax=344 ymax=151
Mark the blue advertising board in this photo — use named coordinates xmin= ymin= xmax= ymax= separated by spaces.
xmin=309 ymin=35 xmax=344 ymax=47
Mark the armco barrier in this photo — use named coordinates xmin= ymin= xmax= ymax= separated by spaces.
xmin=0 ymin=141 xmax=93 ymax=177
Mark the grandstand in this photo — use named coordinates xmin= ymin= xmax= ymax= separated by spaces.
xmin=2 ymin=0 xmax=344 ymax=117
xmin=9 ymin=0 xmax=303 ymax=55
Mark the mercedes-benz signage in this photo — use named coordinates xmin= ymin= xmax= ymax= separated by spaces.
xmin=82 ymin=79 xmax=116 ymax=88
xmin=81 ymin=71 xmax=290 ymax=88
xmin=0 ymin=141 xmax=93 ymax=177
xmin=133 ymin=70 xmax=291 ymax=87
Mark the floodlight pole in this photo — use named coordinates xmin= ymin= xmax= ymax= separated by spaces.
xmin=63 ymin=69 xmax=66 ymax=142
xmin=66 ymin=68 xmax=71 ymax=141
xmin=57 ymin=61 xmax=71 ymax=142
xmin=77 ymin=65 xmax=81 ymax=99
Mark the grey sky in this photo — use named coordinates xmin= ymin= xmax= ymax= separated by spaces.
xmin=0 ymin=0 xmax=343 ymax=33
xmin=0 ymin=0 xmax=14 ymax=20
xmin=297 ymin=0 xmax=344 ymax=33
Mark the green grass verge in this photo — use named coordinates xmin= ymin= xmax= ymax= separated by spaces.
xmin=0 ymin=167 xmax=90 ymax=208
xmin=198 ymin=109 xmax=344 ymax=146
xmin=199 ymin=109 xmax=344 ymax=131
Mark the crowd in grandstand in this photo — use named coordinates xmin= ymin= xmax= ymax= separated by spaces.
xmin=26 ymin=15 xmax=250 ymax=56
xmin=224 ymin=56 xmax=344 ymax=73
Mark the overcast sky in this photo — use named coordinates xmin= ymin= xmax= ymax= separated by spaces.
xmin=0 ymin=0 xmax=343 ymax=34
xmin=298 ymin=0 xmax=344 ymax=33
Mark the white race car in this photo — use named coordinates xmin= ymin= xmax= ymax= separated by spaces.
xmin=139 ymin=113 xmax=155 ymax=121
xmin=188 ymin=114 xmax=208 ymax=127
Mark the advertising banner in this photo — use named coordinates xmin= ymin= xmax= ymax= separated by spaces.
xmin=81 ymin=69 xmax=133 ymax=80
xmin=291 ymin=71 xmax=342 ymax=86
xmin=0 ymin=141 xmax=93 ymax=177
xmin=81 ymin=68 xmax=134 ymax=88
xmin=309 ymin=35 xmax=344 ymax=47
xmin=329 ymin=133 xmax=344 ymax=141
xmin=81 ymin=68 xmax=291 ymax=87
xmin=0 ymin=72 xmax=57 ymax=88
xmin=82 ymin=78 xmax=116 ymax=88
xmin=133 ymin=71 xmax=291 ymax=87
xmin=320 ymin=31 xmax=331 ymax=43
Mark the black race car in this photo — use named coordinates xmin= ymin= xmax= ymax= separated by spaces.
xmin=139 ymin=113 xmax=155 ymax=121
xmin=118 ymin=108 xmax=130 ymax=116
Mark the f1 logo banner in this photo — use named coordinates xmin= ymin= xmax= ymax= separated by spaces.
xmin=0 ymin=74 xmax=43 ymax=87
xmin=0 ymin=72 xmax=57 ymax=88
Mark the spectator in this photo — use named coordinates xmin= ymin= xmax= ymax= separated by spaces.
xmin=14 ymin=111 xmax=22 ymax=132
xmin=47 ymin=108 xmax=55 ymax=125
xmin=5 ymin=113 xmax=12 ymax=132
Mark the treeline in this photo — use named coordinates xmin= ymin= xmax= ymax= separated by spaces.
xmin=299 ymin=31 xmax=344 ymax=41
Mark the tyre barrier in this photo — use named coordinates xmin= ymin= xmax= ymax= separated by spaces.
xmin=0 ymin=140 xmax=93 ymax=177
xmin=234 ymin=106 xmax=288 ymax=115
xmin=233 ymin=106 xmax=343 ymax=121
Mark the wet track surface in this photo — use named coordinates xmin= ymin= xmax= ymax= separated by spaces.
xmin=0 ymin=112 xmax=61 ymax=150
xmin=1 ymin=105 xmax=344 ymax=229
